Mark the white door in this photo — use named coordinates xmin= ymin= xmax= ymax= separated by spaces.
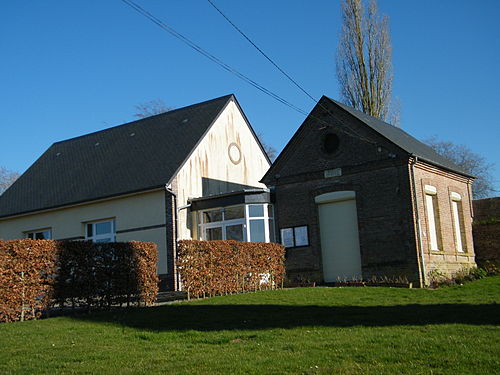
xmin=316 ymin=191 xmax=362 ymax=282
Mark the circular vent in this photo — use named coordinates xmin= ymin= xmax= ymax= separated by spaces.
xmin=228 ymin=142 xmax=242 ymax=165
xmin=322 ymin=133 xmax=339 ymax=155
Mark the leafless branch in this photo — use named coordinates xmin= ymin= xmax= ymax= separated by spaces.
xmin=336 ymin=0 xmax=394 ymax=123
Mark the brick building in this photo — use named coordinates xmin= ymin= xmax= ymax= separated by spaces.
xmin=262 ymin=96 xmax=476 ymax=287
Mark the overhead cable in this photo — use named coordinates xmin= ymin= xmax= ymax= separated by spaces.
xmin=120 ymin=0 xmax=308 ymax=115
xmin=207 ymin=0 xmax=318 ymax=104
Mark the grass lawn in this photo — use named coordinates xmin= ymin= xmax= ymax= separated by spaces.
xmin=1 ymin=277 xmax=499 ymax=375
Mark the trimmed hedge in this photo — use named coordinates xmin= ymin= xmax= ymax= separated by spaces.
xmin=177 ymin=240 xmax=285 ymax=299
xmin=0 ymin=240 xmax=158 ymax=323
xmin=0 ymin=240 xmax=57 ymax=323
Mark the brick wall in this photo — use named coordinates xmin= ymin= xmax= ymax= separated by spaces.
xmin=266 ymin=98 xmax=422 ymax=285
xmin=413 ymin=163 xmax=476 ymax=277
xmin=472 ymin=197 xmax=500 ymax=267
xmin=273 ymin=163 xmax=421 ymax=284
xmin=265 ymin=98 xmax=477 ymax=286
xmin=473 ymin=197 xmax=500 ymax=221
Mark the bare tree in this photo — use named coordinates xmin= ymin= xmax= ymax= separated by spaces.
xmin=336 ymin=0 xmax=396 ymax=124
xmin=0 ymin=166 xmax=20 ymax=195
xmin=425 ymin=137 xmax=496 ymax=199
xmin=257 ymin=133 xmax=277 ymax=162
xmin=133 ymin=99 xmax=173 ymax=119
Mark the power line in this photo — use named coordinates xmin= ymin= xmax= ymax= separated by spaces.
xmin=204 ymin=1 xmax=380 ymax=145
xmin=120 ymin=0 xmax=308 ymax=115
xmin=206 ymin=0 xmax=318 ymax=104
xmin=119 ymin=0 xmax=378 ymax=146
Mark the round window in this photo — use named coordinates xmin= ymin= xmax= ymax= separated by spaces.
xmin=322 ymin=133 xmax=339 ymax=155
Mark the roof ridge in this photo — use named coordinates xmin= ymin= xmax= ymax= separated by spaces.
xmin=323 ymin=96 xmax=472 ymax=177
xmin=53 ymin=94 xmax=234 ymax=145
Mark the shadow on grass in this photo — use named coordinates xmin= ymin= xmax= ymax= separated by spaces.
xmin=71 ymin=303 xmax=500 ymax=331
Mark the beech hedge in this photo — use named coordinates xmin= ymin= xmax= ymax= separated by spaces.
xmin=0 ymin=240 xmax=158 ymax=323
xmin=177 ymin=240 xmax=285 ymax=299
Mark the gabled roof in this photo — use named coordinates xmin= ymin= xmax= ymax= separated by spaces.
xmin=0 ymin=95 xmax=235 ymax=218
xmin=328 ymin=97 xmax=472 ymax=176
xmin=263 ymin=96 xmax=472 ymax=182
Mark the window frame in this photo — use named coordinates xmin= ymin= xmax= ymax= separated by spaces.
xmin=198 ymin=204 xmax=274 ymax=243
xmin=280 ymin=225 xmax=309 ymax=248
xmin=85 ymin=219 xmax=116 ymax=243
xmin=25 ymin=228 xmax=52 ymax=240
xmin=423 ymin=185 xmax=441 ymax=251
xmin=450 ymin=192 xmax=465 ymax=253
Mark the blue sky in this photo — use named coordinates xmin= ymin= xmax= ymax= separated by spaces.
xmin=1 ymin=1 xmax=499 ymax=193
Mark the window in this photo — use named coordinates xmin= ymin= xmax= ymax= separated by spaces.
xmin=322 ymin=133 xmax=339 ymax=155
xmin=424 ymin=185 xmax=441 ymax=251
xmin=86 ymin=219 xmax=115 ymax=243
xmin=200 ymin=206 xmax=246 ymax=242
xmin=450 ymin=192 xmax=465 ymax=252
xmin=198 ymin=204 xmax=275 ymax=243
xmin=280 ymin=226 xmax=309 ymax=248
xmin=248 ymin=204 xmax=268 ymax=242
xmin=26 ymin=229 xmax=52 ymax=240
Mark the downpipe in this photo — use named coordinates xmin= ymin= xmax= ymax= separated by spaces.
xmin=410 ymin=156 xmax=427 ymax=287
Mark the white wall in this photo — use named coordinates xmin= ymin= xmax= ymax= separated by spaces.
xmin=174 ymin=99 xmax=270 ymax=239
xmin=0 ymin=190 xmax=169 ymax=274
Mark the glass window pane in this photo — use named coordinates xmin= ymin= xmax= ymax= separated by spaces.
xmin=35 ymin=232 xmax=45 ymax=240
xmin=43 ymin=230 xmax=52 ymax=240
xmin=203 ymin=209 xmax=222 ymax=223
xmin=425 ymin=194 xmax=439 ymax=251
xmin=206 ymin=227 xmax=222 ymax=240
xmin=267 ymin=205 xmax=274 ymax=218
xmin=249 ymin=205 xmax=264 ymax=217
xmin=95 ymin=221 xmax=112 ymax=235
xmin=224 ymin=206 xmax=244 ymax=220
xmin=250 ymin=220 xmax=265 ymax=242
xmin=280 ymin=228 xmax=294 ymax=247
xmin=226 ymin=224 xmax=244 ymax=241
xmin=87 ymin=224 xmax=93 ymax=237
xmin=294 ymin=226 xmax=309 ymax=246
xmin=452 ymin=201 xmax=463 ymax=252
xmin=27 ymin=233 xmax=34 ymax=239
xmin=95 ymin=238 xmax=112 ymax=243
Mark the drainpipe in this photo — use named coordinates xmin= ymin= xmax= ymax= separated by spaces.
xmin=165 ymin=187 xmax=193 ymax=291
xmin=165 ymin=185 xmax=179 ymax=291
xmin=410 ymin=156 xmax=427 ymax=287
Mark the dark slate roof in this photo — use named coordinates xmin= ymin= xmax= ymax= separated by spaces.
xmin=0 ymin=95 xmax=234 ymax=218
xmin=327 ymin=96 xmax=472 ymax=177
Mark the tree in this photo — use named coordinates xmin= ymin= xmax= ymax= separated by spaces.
xmin=0 ymin=166 xmax=19 ymax=195
xmin=257 ymin=133 xmax=277 ymax=162
xmin=425 ymin=137 xmax=496 ymax=199
xmin=133 ymin=99 xmax=173 ymax=119
xmin=336 ymin=0 xmax=396 ymax=124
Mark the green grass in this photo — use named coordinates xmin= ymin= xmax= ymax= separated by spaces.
xmin=1 ymin=277 xmax=499 ymax=375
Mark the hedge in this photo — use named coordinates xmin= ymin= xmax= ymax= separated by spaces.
xmin=0 ymin=240 xmax=57 ymax=323
xmin=177 ymin=240 xmax=285 ymax=299
xmin=0 ymin=240 xmax=158 ymax=323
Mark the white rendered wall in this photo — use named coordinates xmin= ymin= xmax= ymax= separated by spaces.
xmin=173 ymin=99 xmax=270 ymax=239
xmin=0 ymin=190 xmax=169 ymax=274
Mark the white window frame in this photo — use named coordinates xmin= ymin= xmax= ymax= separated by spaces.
xmin=246 ymin=204 xmax=273 ymax=243
xmin=424 ymin=185 xmax=440 ymax=251
xmin=85 ymin=219 xmax=116 ymax=243
xmin=25 ymin=228 xmax=52 ymax=240
xmin=198 ymin=204 xmax=274 ymax=243
xmin=450 ymin=192 xmax=464 ymax=252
